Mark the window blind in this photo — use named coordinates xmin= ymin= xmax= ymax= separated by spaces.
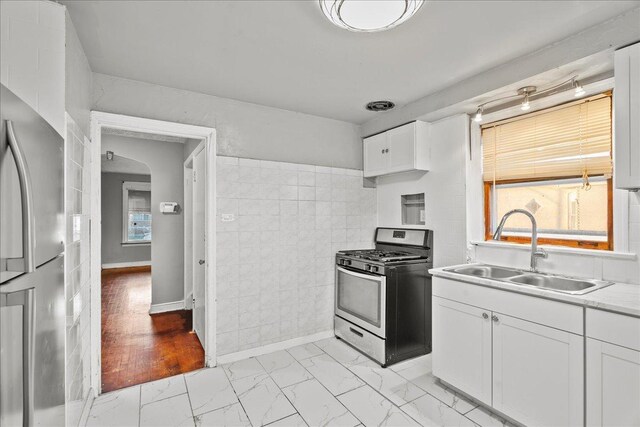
xmin=127 ymin=190 xmax=151 ymax=212
xmin=482 ymin=94 xmax=612 ymax=182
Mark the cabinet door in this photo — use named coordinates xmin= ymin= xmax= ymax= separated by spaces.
xmin=386 ymin=123 xmax=416 ymax=174
xmin=432 ymin=296 xmax=492 ymax=405
xmin=587 ymin=338 xmax=640 ymax=427
xmin=363 ymin=132 xmax=388 ymax=178
xmin=614 ymin=42 xmax=640 ymax=189
xmin=492 ymin=314 xmax=583 ymax=427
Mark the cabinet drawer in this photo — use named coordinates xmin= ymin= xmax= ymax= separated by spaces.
xmin=586 ymin=308 xmax=640 ymax=351
xmin=433 ymin=277 xmax=583 ymax=334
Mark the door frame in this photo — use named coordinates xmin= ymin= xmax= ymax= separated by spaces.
xmin=90 ymin=111 xmax=217 ymax=395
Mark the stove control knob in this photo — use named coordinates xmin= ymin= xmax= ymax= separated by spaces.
xmin=345 ymin=260 xmax=352 ymax=266
xmin=372 ymin=266 xmax=378 ymax=273
xmin=365 ymin=264 xmax=372 ymax=271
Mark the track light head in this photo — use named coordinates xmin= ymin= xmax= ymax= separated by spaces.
xmin=474 ymin=107 xmax=483 ymax=122
xmin=573 ymin=79 xmax=585 ymax=97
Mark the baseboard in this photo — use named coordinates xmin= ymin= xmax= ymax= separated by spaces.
xmin=101 ymin=261 xmax=151 ymax=269
xmin=149 ymin=300 xmax=185 ymax=314
xmin=78 ymin=388 xmax=95 ymax=427
xmin=216 ymin=330 xmax=334 ymax=365
xmin=184 ymin=292 xmax=193 ymax=310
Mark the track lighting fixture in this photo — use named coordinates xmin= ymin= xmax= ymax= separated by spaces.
xmin=471 ymin=76 xmax=585 ymax=123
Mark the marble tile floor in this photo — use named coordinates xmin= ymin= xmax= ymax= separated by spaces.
xmin=85 ymin=338 xmax=518 ymax=427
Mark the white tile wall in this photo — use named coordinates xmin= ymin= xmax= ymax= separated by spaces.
xmin=0 ymin=0 xmax=65 ymax=134
xmin=216 ymin=157 xmax=377 ymax=355
xmin=65 ymin=115 xmax=92 ymax=426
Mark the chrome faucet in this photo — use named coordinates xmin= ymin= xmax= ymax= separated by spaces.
xmin=493 ymin=209 xmax=548 ymax=272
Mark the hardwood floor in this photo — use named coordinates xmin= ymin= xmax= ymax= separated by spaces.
xmin=101 ymin=266 xmax=204 ymax=392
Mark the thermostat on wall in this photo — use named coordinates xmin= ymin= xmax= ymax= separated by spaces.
xmin=160 ymin=202 xmax=180 ymax=214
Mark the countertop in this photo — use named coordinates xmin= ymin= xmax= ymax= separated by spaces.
xmin=430 ymin=264 xmax=640 ymax=318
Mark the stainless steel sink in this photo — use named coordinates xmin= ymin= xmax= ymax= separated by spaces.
xmin=447 ymin=265 xmax=521 ymax=280
xmin=507 ymin=274 xmax=602 ymax=293
xmin=445 ymin=264 xmax=614 ymax=295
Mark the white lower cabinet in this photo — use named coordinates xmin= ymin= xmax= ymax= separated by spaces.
xmin=586 ymin=339 xmax=640 ymax=427
xmin=433 ymin=290 xmax=584 ymax=426
xmin=492 ymin=314 xmax=584 ymax=426
xmin=586 ymin=308 xmax=640 ymax=427
xmin=432 ymin=297 xmax=492 ymax=405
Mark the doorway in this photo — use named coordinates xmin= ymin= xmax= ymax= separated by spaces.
xmin=90 ymin=112 xmax=216 ymax=395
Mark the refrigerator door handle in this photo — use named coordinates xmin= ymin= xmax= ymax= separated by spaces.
xmin=6 ymin=120 xmax=36 ymax=273
xmin=1 ymin=288 xmax=35 ymax=427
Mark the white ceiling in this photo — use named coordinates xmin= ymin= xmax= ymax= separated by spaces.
xmin=64 ymin=1 xmax=640 ymax=124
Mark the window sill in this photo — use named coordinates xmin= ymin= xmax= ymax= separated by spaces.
xmin=471 ymin=240 xmax=637 ymax=260
xmin=121 ymin=242 xmax=151 ymax=247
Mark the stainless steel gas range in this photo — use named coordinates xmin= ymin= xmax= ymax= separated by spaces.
xmin=334 ymin=228 xmax=433 ymax=367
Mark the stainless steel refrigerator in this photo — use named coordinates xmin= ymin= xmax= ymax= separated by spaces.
xmin=1 ymin=85 xmax=65 ymax=426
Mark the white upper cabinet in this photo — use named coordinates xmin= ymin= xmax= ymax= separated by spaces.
xmin=614 ymin=42 xmax=640 ymax=190
xmin=363 ymin=121 xmax=431 ymax=178
xmin=363 ymin=132 xmax=388 ymax=177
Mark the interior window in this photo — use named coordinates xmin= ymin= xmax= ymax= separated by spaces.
xmin=482 ymin=93 xmax=613 ymax=250
xmin=122 ymin=182 xmax=152 ymax=243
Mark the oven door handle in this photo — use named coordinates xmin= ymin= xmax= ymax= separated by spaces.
xmin=336 ymin=266 xmax=384 ymax=282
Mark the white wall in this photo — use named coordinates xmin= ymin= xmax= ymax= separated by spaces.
xmin=65 ymin=9 xmax=93 ymax=137
xmin=101 ymin=134 xmax=187 ymax=305
xmin=376 ymin=115 xmax=469 ymax=268
xmin=101 ymin=173 xmax=152 ymax=266
xmin=91 ymin=73 xmax=363 ymax=169
xmin=215 ymin=157 xmax=377 ymax=355
xmin=0 ymin=0 xmax=66 ymax=134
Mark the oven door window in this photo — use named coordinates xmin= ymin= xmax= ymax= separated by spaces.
xmin=337 ymin=269 xmax=382 ymax=327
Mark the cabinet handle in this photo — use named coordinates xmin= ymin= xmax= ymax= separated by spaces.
xmin=491 ymin=315 xmax=499 ymax=323
xmin=482 ymin=312 xmax=488 ymax=319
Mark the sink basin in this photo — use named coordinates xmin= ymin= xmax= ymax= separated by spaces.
xmin=447 ymin=265 xmax=521 ymax=280
xmin=445 ymin=264 xmax=614 ymax=295
xmin=507 ymin=274 xmax=604 ymax=294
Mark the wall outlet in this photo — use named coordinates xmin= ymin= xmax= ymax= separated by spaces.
xmin=221 ymin=213 xmax=235 ymax=222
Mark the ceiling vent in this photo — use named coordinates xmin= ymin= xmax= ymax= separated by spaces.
xmin=366 ymin=100 xmax=395 ymax=112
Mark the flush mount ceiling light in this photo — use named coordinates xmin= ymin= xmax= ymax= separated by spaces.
xmin=366 ymin=100 xmax=396 ymax=112
xmin=319 ymin=0 xmax=425 ymax=32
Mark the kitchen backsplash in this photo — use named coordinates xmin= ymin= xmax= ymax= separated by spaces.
xmin=215 ymin=157 xmax=377 ymax=355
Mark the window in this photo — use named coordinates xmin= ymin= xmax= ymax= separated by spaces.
xmin=122 ymin=181 xmax=151 ymax=244
xmin=482 ymin=93 xmax=613 ymax=250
